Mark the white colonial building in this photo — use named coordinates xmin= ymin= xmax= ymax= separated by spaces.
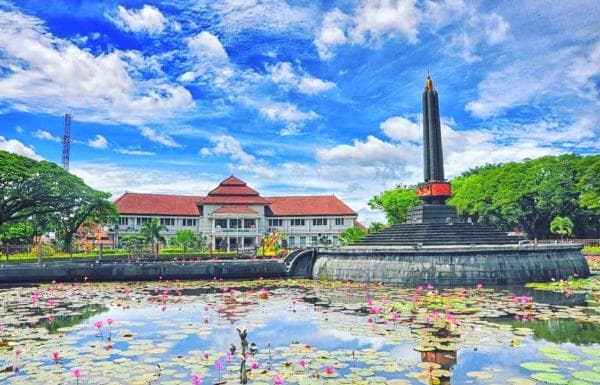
xmin=114 ymin=176 xmax=359 ymax=251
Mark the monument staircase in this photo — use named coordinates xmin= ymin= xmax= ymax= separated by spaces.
xmin=353 ymin=222 xmax=520 ymax=246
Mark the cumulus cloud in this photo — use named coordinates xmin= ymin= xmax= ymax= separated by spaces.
xmin=380 ymin=116 xmax=421 ymax=141
xmin=0 ymin=9 xmax=193 ymax=125
xmin=187 ymin=31 xmax=228 ymax=60
xmin=279 ymin=124 xmax=301 ymax=136
xmin=108 ymin=4 xmax=167 ymax=35
xmin=259 ymin=102 xmax=319 ymax=122
xmin=200 ymin=135 xmax=271 ymax=177
xmin=0 ymin=136 xmax=43 ymax=160
xmin=139 ymin=127 xmax=181 ymax=148
xmin=314 ymin=0 xmax=510 ymax=61
xmin=33 ymin=129 xmax=61 ymax=142
xmin=88 ymin=134 xmax=109 ymax=149
xmin=267 ymin=62 xmax=335 ymax=95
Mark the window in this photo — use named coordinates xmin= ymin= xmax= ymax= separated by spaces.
xmin=335 ymin=218 xmax=344 ymax=226
xmin=244 ymin=219 xmax=256 ymax=229
xmin=229 ymin=219 xmax=242 ymax=229
xmin=291 ymin=219 xmax=305 ymax=226
xmin=312 ymin=218 xmax=328 ymax=226
xmin=288 ymin=236 xmax=296 ymax=247
xmin=136 ymin=217 xmax=151 ymax=225
xmin=215 ymin=219 xmax=227 ymax=229
xmin=333 ymin=236 xmax=339 ymax=246
xmin=268 ymin=219 xmax=283 ymax=227
xmin=310 ymin=236 xmax=318 ymax=245
xmin=299 ymin=236 xmax=306 ymax=247
xmin=183 ymin=218 xmax=197 ymax=227
xmin=160 ymin=218 xmax=175 ymax=226
xmin=119 ymin=217 xmax=128 ymax=226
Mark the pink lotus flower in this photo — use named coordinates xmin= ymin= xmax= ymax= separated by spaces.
xmin=476 ymin=283 xmax=483 ymax=290
xmin=52 ymin=351 xmax=59 ymax=361
xmin=369 ymin=306 xmax=381 ymax=314
xmin=390 ymin=311 xmax=399 ymax=321
xmin=106 ymin=318 xmax=113 ymax=325
xmin=73 ymin=368 xmax=82 ymax=380
xmin=251 ymin=362 xmax=259 ymax=369
xmin=324 ymin=366 xmax=334 ymax=375
xmin=191 ymin=375 xmax=203 ymax=385
xmin=273 ymin=374 xmax=284 ymax=385
xmin=94 ymin=321 xmax=103 ymax=329
xmin=299 ymin=359 xmax=307 ymax=368
xmin=226 ymin=351 xmax=233 ymax=361
xmin=15 ymin=349 xmax=22 ymax=357
xmin=203 ymin=353 xmax=209 ymax=360
xmin=215 ymin=360 xmax=224 ymax=370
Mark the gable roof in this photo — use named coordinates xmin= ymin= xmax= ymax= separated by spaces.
xmin=265 ymin=196 xmax=357 ymax=217
xmin=200 ymin=175 xmax=269 ymax=204
xmin=115 ymin=193 xmax=203 ymax=216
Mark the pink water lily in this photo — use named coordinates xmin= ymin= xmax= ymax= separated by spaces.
xmin=324 ymin=366 xmax=335 ymax=375
xmin=299 ymin=359 xmax=307 ymax=368
xmin=273 ymin=374 xmax=284 ymax=385
xmin=52 ymin=351 xmax=59 ymax=362
xmin=15 ymin=349 xmax=22 ymax=357
xmin=191 ymin=374 xmax=203 ymax=385
xmin=73 ymin=367 xmax=82 ymax=384
xmin=251 ymin=362 xmax=259 ymax=369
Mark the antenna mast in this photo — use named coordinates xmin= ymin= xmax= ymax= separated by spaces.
xmin=62 ymin=113 xmax=71 ymax=171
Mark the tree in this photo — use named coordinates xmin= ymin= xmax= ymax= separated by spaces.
xmin=578 ymin=158 xmax=600 ymax=211
xmin=550 ymin=216 xmax=574 ymax=242
xmin=170 ymin=230 xmax=199 ymax=257
xmin=0 ymin=150 xmax=92 ymax=226
xmin=368 ymin=222 xmax=385 ymax=233
xmin=339 ymin=227 xmax=367 ymax=245
xmin=121 ymin=234 xmax=145 ymax=258
xmin=368 ymin=185 xmax=420 ymax=224
xmin=140 ymin=218 xmax=167 ymax=258
xmin=0 ymin=221 xmax=33 ymax=245
xmin=56 ymin=190 xmax=118 ymax=253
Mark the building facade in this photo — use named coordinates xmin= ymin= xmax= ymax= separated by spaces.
xmin=114 ymin=176 xmax=358 ymax=250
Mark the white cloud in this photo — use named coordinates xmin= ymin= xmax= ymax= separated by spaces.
xmin=187 ymin=31 xmax=228 ymax=60
xmin=259 ymin=102 xmax=319 ymax=122
xmin=314 ymin=8 xmax=351 ymax=60
xmin=0 ymin=136 xmax=43 ymax=160
xmin=115 ymin=148 xmax=156 ymax=156
xmin=139 ymin=127 xmax=181 ymax=148
xmin=0 ymin=9 xmax=193 ymax=125
xmin=88 ymin=134 xmax=109 ymax=149
xmin=33 ymin=129 xmax=61 ymax=142
xmin=200 ymin=135 xmax=271 ymax=177
xmin=267 ymin=61 xmax=335 ymax=95
xmin=279 ymin=124 xmax=301 ymax=136
xmin=316 ymin=135 xmax=419 ymax=166
xmin=349 ymin=0 xmax=420 ymax=45
xmin=108 ymin=4 xmax=166 ymax=35
xmin=15 ymin=126 xmax=23 ymax=133
xmin=380 ymin=116 xmax=421 ymax=141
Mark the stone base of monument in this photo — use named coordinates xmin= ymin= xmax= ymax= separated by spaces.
xmin=310 ymin=244 xmax=589 ymax=286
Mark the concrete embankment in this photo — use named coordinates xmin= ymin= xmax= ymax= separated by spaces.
xmin=311 ymin=244 xmax=589 ymax=286
xmin=0 ymin=260 xmax=287 ymax=283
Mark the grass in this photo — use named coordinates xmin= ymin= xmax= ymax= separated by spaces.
xmin=583 ymin=245 xmax=600 ymax=255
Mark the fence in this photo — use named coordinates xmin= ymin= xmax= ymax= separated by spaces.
xmin=536 ymin=239 xmax=600 ymax=246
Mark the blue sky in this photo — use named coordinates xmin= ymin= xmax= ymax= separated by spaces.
xmin=0 ymin=0 xmax=598 ymax=223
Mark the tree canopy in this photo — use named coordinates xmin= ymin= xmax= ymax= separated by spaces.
xmin=369 ymin=154 xmax=599 ymax=239
xmin=0 ymin=150 xmax=118 ymax=248
xmin=368 ymin=185 xmax=420 ymax=225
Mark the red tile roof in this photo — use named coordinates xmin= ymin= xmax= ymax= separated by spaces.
xmin=265 ymin=196 xmax=357 ymax=216
xmin=200 ymin=175 xmax=269 ymax=204
xmin=115 ymin=193 xmax=203 ymax=216
xmin=114 ymin=176 xmax=357 ymax=217
xmin=213 ymin=205 xmax=258 ymax=215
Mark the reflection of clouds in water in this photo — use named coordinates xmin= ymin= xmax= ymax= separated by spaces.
xmin=313 ymin=326 xmax=388 ymax=350
xmin=388 ymin=343 xmax=421 ymax=365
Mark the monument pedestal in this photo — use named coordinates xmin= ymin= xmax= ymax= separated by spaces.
xmin=406 ymin=204 xmax=460 ymax=225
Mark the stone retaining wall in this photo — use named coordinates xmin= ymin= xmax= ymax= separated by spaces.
xmin=312 ymin=244 xmax=589 ymax=286
xmin=0 ymin=260 xmax=287 ymax=283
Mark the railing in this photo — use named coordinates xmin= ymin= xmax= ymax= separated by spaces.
xmin=535 ymin=239 xmax=600 ymax=246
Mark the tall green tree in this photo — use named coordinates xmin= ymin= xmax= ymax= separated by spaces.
xmin=0 ymin=222 xmax=33 ymax=244
xmin=56 ymin=191 xmax=118 ymax=252
xmin=0 ymin=151 xmax=89 ymax=226
xmin=339 ymin=227 xmax=367 ymax=245
xmin=550 ymin=216 xmax=574 ymax=242
xmin=140 ymin=218 xmax=167 ymax=258
xmin=368 ymin=185 xmax=420 ymax=224
xmin=170 ymin=229 xmax=200 ymax=256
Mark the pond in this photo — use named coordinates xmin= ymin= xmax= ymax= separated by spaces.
xmin=0 ymin=278 xmax=599 ymax=385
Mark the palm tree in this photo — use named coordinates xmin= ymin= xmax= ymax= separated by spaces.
xmin=339 ymin=227 xmax=367 ymax=245
xmin=550 ymin=216 xmax=574 ymax=242
xmin=170 ymin=230 xmax=199 ymax=257
xmin=140 ymin=218 xmax=167 ymax=258
xmin=368 ymin=222 xmax=385 ymax=233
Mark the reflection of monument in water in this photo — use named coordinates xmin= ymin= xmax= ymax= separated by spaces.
xmin=289 ymin=75 xmax=590 ymax=285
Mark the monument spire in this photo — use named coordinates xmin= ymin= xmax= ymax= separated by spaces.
xmin=417 ymin=73 xmax=451 ymax=206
